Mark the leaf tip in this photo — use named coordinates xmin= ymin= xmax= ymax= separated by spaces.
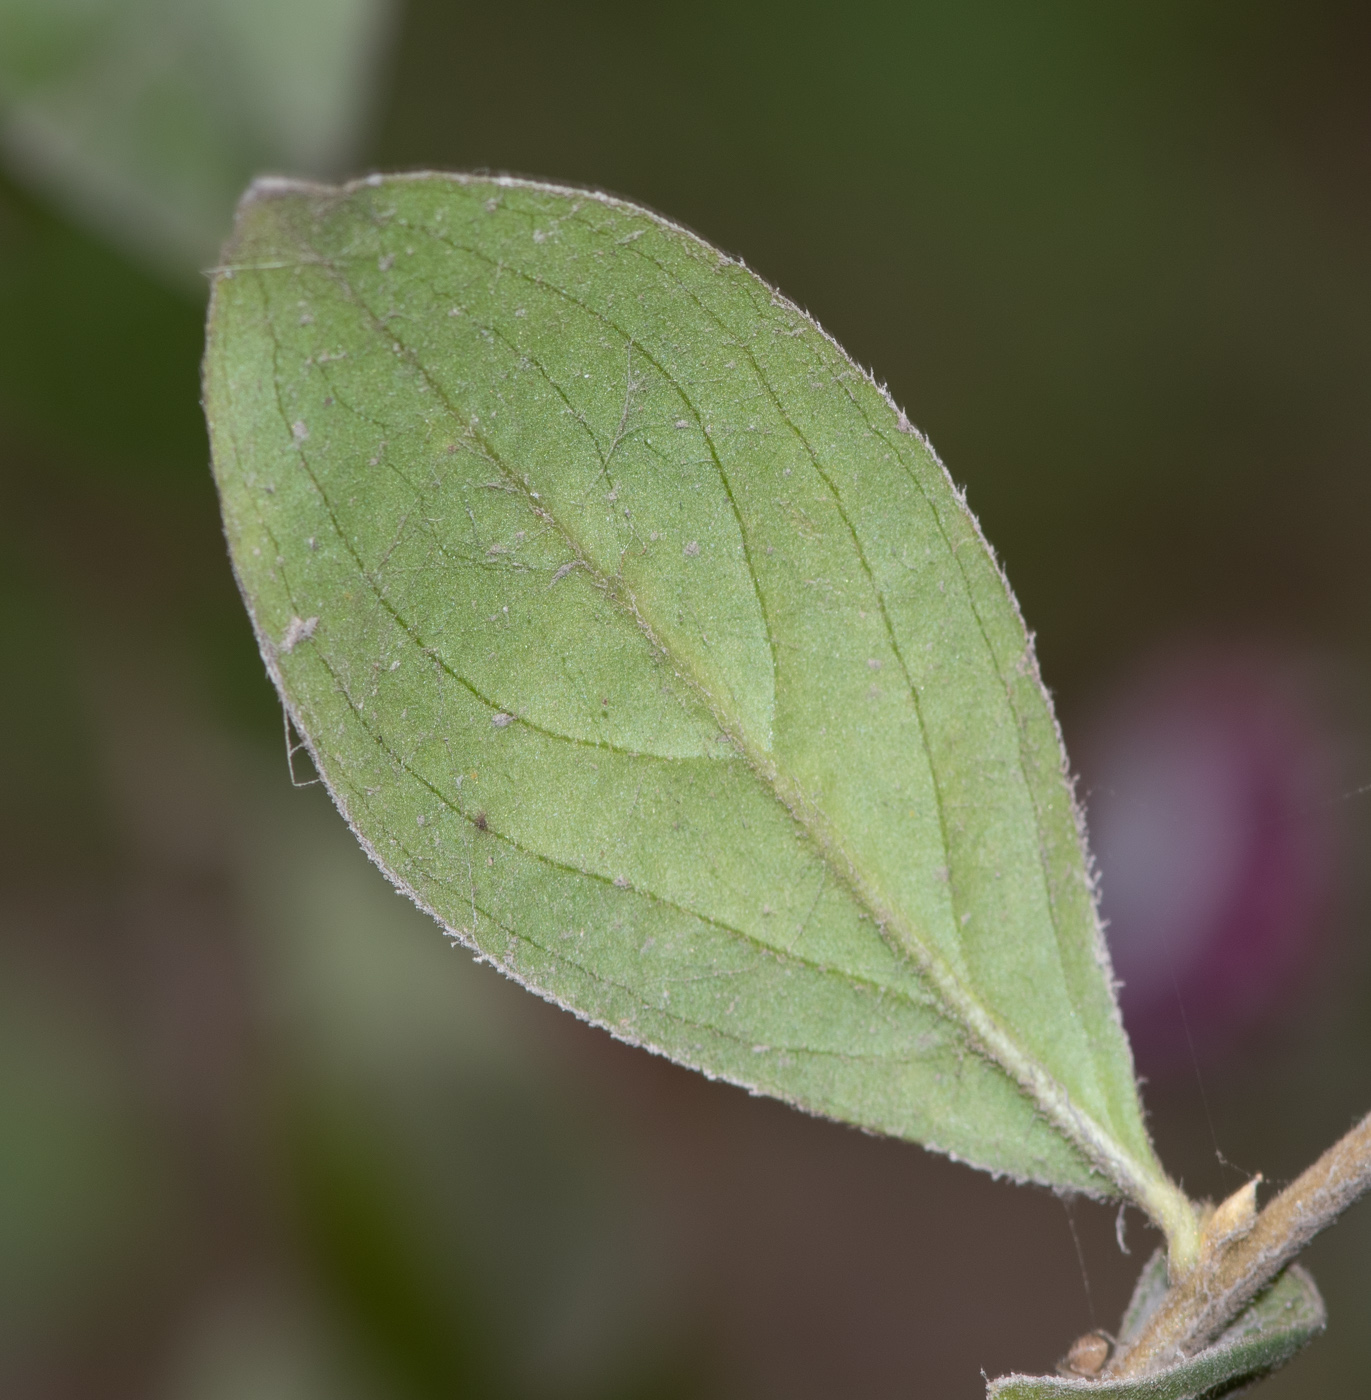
xmin=238 ymin=173 xmax=330 ymax=211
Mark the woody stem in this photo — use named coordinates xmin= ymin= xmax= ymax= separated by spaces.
xmin=1108 ymin=1109 xmax=1371 ymax=1379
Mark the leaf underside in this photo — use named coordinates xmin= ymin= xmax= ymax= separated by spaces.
xmin=205 ymin=172 xmax=1167 ymax=1198
xmin=988 ymin=1251 xmax=1326 ymax=1399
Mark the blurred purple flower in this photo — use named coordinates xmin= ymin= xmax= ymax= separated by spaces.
xmin=1078 ymin=644 xmax=1342 ymax=1072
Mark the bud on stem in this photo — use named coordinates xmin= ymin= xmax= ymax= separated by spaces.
xmin=1108 ymin=1109 xmax=1371 ymax=1378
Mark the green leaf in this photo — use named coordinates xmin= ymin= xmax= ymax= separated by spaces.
xmin=203 ymin=173 xmax=1192 ymax=1240
xmin=0 ymin=0 xmax=393 ymax=282
xmin=987 ymin=1251 xmax=1326 ymax=1399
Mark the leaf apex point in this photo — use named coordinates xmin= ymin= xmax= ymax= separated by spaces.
xmin=241 ymin=174 xmax=319 ymax=207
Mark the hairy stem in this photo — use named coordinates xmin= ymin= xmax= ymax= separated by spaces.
xmin=1108 ymin=1109 xmax=1371 ymax=1379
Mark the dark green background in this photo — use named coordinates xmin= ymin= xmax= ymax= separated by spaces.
xmin=2 ymin=3 xmax=1369 ymax=1396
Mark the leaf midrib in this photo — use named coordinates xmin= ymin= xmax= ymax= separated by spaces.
xmin=290 ymin=614 xmax=957 ymax=1034
xmin=606 ymin=219 xmax=1103 ymax=1076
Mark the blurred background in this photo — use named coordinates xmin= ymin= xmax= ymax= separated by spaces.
xmin=1 ymin=1 xmax=1369 ymax=1395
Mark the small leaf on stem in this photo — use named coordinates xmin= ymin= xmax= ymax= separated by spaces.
xmin=989 ymin=1251 xmax=1325 ymax=1400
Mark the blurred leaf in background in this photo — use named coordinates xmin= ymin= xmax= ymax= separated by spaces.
xmin=0 ymin=0 xmax=395 ymax=283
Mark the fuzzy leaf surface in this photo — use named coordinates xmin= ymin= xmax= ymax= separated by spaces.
xmin=205 ymin=173 xmax=1172 ymax=1201
xmin=988 ymin=1254 xmax=1325 ymax=1398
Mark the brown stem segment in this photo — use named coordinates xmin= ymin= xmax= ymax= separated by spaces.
xmin=1107 ymin=1109 xmax=1371 ymax=1379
